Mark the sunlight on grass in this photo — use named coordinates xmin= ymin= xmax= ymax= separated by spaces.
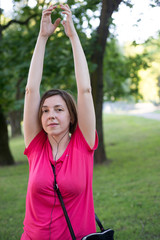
xmin=0 ymin=114 xmax=160 ymax=239
xmin=9 ymin=136 xmax=27 ymax=163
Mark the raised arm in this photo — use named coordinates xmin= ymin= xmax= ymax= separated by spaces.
xmin=23 ymin=6 xmax=61 ymax=147
xmin=61 ymin=4 xmax=96 ymax=148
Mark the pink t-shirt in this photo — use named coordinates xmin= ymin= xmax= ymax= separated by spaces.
xmin=21 ymin=125 xmax=98 ymax=240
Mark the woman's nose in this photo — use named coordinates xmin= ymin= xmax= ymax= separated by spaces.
xmin=49 ymin=115 xmax=55 ymax=120
xmin=49 ymin=110 xmax=56 ymax=119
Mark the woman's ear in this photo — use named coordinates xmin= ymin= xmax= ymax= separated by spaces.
xmin=70 ymin=117 xmax=73 ymax=124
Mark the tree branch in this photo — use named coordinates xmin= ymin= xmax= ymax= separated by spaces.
xmin=0 ymin=14 xmax=38 ymax=32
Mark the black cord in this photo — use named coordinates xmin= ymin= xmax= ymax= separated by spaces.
xmin=49 ymin=189 xmax=56 ymax=240
xmin=49 ymin=130 xmax=69 ymax=240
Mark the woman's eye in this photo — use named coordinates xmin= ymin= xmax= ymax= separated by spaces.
xmin=57 ymin=108 xmax=63 ymax=112
xmin=42 ymin=109 xmax=49 ymax=113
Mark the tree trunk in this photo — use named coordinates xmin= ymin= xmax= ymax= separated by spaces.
xmin=9 ymin=77 xmax=24 ymax=137
xmin=9 ymin=110 xmax=22 ymax=137
xmin=91 ymin=40 xmax=107 ymax=163
xmin=91 ymin=0 xmax=123 ymax=164
xmin=0 ymin=22 xmax=15 ymax=165
xmin=0 ymin=106 xmax=14 ymax=165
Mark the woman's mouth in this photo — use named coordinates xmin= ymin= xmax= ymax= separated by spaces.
xmin=48 ymin=123 xmax=58 ymax=127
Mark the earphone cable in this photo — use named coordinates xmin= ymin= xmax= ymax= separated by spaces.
xmin=49 ymin=130 xmax=69 ymax=240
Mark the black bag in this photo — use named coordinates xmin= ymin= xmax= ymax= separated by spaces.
xmin=51 ymin=163 xmax=114 ymax=240
xmin=81 ymin=229 xmax=114 ymax=240
xmin=81 ymin=214 xmax=114 ymax=240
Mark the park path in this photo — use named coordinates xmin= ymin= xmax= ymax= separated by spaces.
xmin=128 ymin=112 xmax=160 ymax=121
xmin=103 ymin=102 xmax=160 ymax=121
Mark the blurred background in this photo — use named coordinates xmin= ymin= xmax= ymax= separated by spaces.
xmin=0 ymin=0 xmax=160 ymax=239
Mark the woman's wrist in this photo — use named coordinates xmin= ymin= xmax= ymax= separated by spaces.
xmin=37 ymin=34 xmax=49 ymax=43
xmin=69 ymin=31 xmax=79 ymax=41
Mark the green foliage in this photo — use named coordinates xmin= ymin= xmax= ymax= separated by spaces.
xmin=149 ymin=0 xmax=160 ymax=7
xmin=103 ymin=38 xmax=149 ymax=101
xmin=0 ymin=23 xmax=35 ymax=112
xmin=103 ymin=39 xmax=130 ymax=100
xmin=1 ymin=0 xmax=160 ymax=114
xmin=132 ymin=34 xmax=160 ymax=102
xmin=0 ymin=0 xmax=98 ymax=114
xmin=126 ymin=50 xmax=149 ymax=100
xmin=143 ymin=33 xmax=160 ymax=62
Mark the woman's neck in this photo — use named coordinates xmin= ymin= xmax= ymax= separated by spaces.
xmin=48 ymin=131 xmax=70 ymax=161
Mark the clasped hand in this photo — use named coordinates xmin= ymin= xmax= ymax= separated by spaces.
xmin=39 ymin=4 xmax=76 ymax=39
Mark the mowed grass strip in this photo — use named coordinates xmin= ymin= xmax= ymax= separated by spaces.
xmin=0 ymin=114 xmax=160 ymax=240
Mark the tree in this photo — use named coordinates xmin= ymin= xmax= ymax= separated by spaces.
xmin=87 ymin=0 xmax=159 ymax=163
xmin=0 ymin=2 xmax=76 ymax=165
xmin=90 ymin=0 xmax=123 ymax=163
xmin=1 ymin=0 xmax=159 ymax=165
xmin=0 ymin=106 xmax=14 ymax=165
xmin=0 ymin=7 xmax=39 ymax=165
xmin=0 ymin=16 xmax=14 ymax=165
xmin=1 ymin=20 xmax=38 ymax=137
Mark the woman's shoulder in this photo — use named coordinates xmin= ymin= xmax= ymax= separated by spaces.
xmin=72 ymin=124 xmax=98 ymax=151
xmin=24 ymin=129 xmax=47 ymax=157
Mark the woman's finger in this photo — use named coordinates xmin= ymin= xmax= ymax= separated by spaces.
xmin=65 ymin=4 xmax=70 ymax=9
xmin=54 ymin=18 xmax=61 ymax=28
xmin=60 ymin=4 xmax=71 ymax=11
xmin=42 ymin=5 xmax=56 ymax=14
xmin=44 ymin=5 xmax=56 ymax=10
xmin=61 ymin=10 xmax=71 ymax=16
xmin=42 ymin=9 xmax=53 ymax=17
xmin=42 ymin=10 xmax=52 ymax=15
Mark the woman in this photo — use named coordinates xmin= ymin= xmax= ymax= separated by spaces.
xmin=21 ymin=4 xmax=98 ymax=240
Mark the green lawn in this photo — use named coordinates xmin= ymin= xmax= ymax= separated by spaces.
xmin=154 ymin=110 xmax=160 ymax=114
xmin=0 ymin=114 xmax=160 ymax=240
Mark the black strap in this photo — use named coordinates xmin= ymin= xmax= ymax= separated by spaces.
xmin=51 ymin=163 xmax=76 ymax=240
xmin=51 ymin=163 xmax=105 ymax=239
xmin=95 ymin=213 xmax=105 ymax=232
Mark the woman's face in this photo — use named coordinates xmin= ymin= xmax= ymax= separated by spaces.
xmin=41 ymin=95 xmax=71 ymax=138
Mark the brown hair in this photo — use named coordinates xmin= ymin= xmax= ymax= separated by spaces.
xmin=38 ymin=89 xmax=77 ymax=134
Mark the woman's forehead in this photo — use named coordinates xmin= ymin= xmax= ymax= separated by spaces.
xmin=43 ymin=95 xmax=66 ymax=107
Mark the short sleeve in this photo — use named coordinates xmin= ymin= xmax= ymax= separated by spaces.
xmin=24 ymin=130 xmax=47 ymax=166
xmin=74 ymin=125 xmax=98 ymax=152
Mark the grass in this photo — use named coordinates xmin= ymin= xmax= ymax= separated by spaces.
xmin=154 ymin=110 xmax=160 ymax=114
xmin=94 ymin=114 xmax=160 ymax=240
xmin=0 ymin=114 xmax=160 ymax=240
xmin=0 ymin=137 xmax=28 ymax=240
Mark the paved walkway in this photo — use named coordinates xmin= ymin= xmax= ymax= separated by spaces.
xmin=103 ymin=102 xmax=160 ymax=121
xmin=128 ymin=112 xmax=160 ymax=121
